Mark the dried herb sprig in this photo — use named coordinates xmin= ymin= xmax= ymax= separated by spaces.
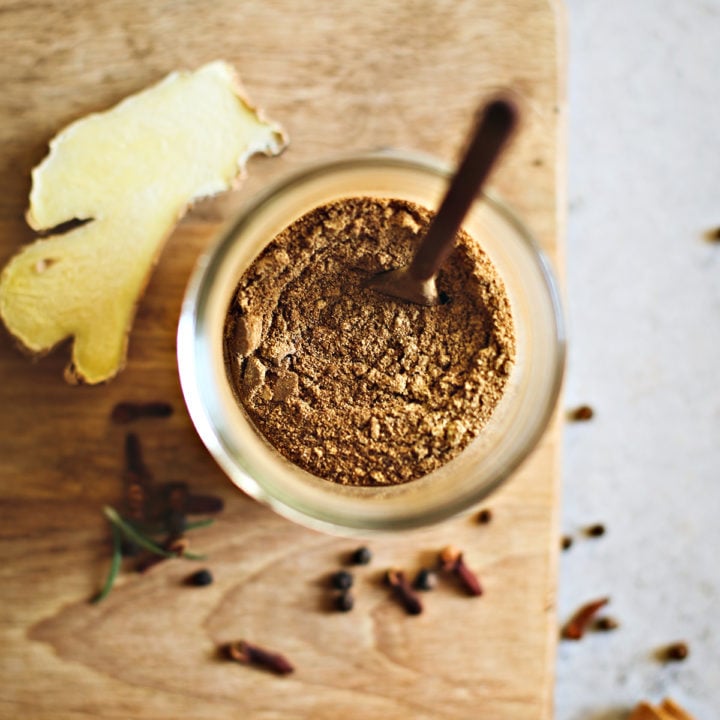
xmin=92 ymin=506 xmax=209 ymax=602
xmin=104 ymin=506 xmax=205 ymax=560
xmin=91 ymin=524 xmax=123 ymax=604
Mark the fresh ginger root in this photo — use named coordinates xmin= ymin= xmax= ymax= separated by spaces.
xmin=0 ymin=61 xmax=287 ymax=384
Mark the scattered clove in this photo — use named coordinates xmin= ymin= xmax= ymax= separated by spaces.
xmin=562 ymin=597 xmax=610 ymax=640
xmin=438 ymin=546 xmax=483 ymax=596
xmin=569 ymin=405 xmax=594 ymax=421
xmin=224 ymin=640 xmax=294 ymax=675
xmin=124 ymin=433 xmax=152 ymax=520
xmin=93 ymin=431 xmax=219 ymax=603
xmin=162 ymin=481 xmax=189 ymax=512
xmin=185 ymin=493 xmax=225 ymax=515
xmin=112 ymin=401 xmax=173 ymax=423
xmin=585 ymin=523 xmax=606 ymax=538
xmin=561 ymin=535 xmax=573 ymax=551
xmin=664 ymin=641 xmax=689 ymax=662
xmin=385 ymin=569 xmax=423 ymax=615
xmin=477 ymin=508 xmax=493 ymax=524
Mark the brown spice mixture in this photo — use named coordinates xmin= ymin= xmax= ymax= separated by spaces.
xmin=224 ymin=197 xmax=515 ymax=486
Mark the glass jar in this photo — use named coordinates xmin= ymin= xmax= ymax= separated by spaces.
xmin=177 ymin=150 xmax=565 ymax=534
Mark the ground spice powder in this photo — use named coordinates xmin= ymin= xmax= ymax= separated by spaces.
xmin=224 ymin=197 xmax=515 ymax=486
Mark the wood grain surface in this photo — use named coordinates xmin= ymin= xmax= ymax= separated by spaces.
xmin=0 ymin=1 xmax=566 ymax=718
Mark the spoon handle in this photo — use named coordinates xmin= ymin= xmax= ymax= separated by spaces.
xmin=409 ymin=96 xmax=519 ymax=281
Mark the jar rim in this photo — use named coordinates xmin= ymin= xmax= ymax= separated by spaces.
xmin=177 ymin=149 xmax=565 ymax=535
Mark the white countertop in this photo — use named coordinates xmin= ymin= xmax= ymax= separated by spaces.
xmin=557 ymin=1 xmax=720 ymax=717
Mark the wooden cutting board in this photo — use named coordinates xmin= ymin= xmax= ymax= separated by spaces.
xmin=0 ymin=1 xmax=565 ymax=718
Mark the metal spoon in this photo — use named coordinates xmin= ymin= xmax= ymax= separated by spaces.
xmin=366 ymin=95 xmax=519 ymax=306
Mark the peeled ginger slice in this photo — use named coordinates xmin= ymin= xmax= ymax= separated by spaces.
xmin=0 ymin=61 xmax=287 ymax=384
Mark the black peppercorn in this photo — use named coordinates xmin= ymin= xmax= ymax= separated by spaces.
xmin=351 ymin=546 xmax=372 ymax=565
xmin=188 ymin=569 xmax=213 ymax=587
xmin=331 ymin=570 xmax=353 ymax=590
xmin=413 ymin=568 xmax=437 ymax=591
xmin=586 ymin=523 xmax=606 ymax=538
xmin=477 ymin=508 xmax=493 ymax=524
xmin=335 ymin=592 xmax=354 ymax=612
xmin=561 ymin=535 xmax=573 ymax=551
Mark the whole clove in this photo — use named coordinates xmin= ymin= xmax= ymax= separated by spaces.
xmin=385 ymin=569 xmax=423 ymax=615
xmin=664 ymin=641 xmax=689 ymax=662
xmin=112 ymin=401 xmax=173 ymax=424
xmin=124 ymin=433 xmax=152 ymax=520
xmin=561 ymin=535 xmax=573 ymax=551
xmin=224 ymin=640 xmax=294 ymax=675
xmin=477 ymin=508 xmax=493 ymax=524
xmin=569 ymin=405 xmax=594 ymax=421
xmin=124 ymin=433 xmax=151 ymax=478
xmin=185 ymin=494 xmax=225 ymax=515
xmin=586 ymin=523 xmax=606 ymax=538
xmin=438 ymin=546 xmax=483 ymax=596
xmin=562 ymin=597 xmax=610 ymax=640
xmin=162 ymin=481 xmax=189 ymax=512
